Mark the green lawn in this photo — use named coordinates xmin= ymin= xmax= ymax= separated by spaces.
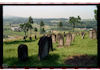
xmin=3 ymin=32 xmax=97 ymax=67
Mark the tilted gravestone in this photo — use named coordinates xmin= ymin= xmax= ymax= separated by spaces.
xmin=72 ymin=34 xmax=75 ymax=42
xmin=18 ymin=44 xmax=28 ymax=61
xmin=38 ymin=36 xmax=53 ymax=60
xmin=65 ymin=33 xmax=72 ymax=46
xmin=51 ymin=33 xmax=56 ymax=43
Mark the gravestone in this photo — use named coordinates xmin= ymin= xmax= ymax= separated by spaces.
xmin=38 ymin=36 xmax=53 ymax=60
xmin=81 ymin=32 xmax=85 ymax=39
xmin=18 ymin=44 xmax=28 ymax=61
xmin=72 ymin=34 xmax=75 ymax=42
xmin=29 ymin=37 xmax=32 ymax=41
xmin=89 ymin=29 xmax=97 ymax=39
xmin=89 ymin=30 xmax=93 ymax=39
xmin=56 ymin=33 xmax=63 ymax=43
xmin=23 ymin=36 xmax=26 ymax=41
xmin=57 ymin=34 xmax=64 ymax=47
xmin=92 ymin=29 xmax=97 ymax=39
xmin=51 ymin=33 xmax=56 ymax=43
xmin=64 ymin=32 xmax=66 ymax=37
xmin=35 ymin=35 xmax=37 ymax=39
xmin=65 ymin=33 xmax=72 ymax=46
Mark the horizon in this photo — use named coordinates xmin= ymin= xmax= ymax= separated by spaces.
xmin=3 ymin=5 xmax=97 ymax=19
xmin=3 ymin=15 xmax=96 ymax=20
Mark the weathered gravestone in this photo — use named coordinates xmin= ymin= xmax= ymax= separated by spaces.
xmin=72 ymin=34 xmax=75 ymax=42
xmin=38 ymin=36 xmax=53 ymax=60
xmin=57 ymin=34 xmax=64 ymax=47
xmin=51 ymin=33 xmax=56 ymax=43
xmin=65 ymin=33 xmax=72 ymax=46
xmin=92 ymin=29 xmax=97 ymax=39
xmin=89 ymin=29 xmax=97 ymax=39
xmin=89 ymin=30 xmax=93 ymax=39
xmin=18 ymin=44 xmax=28 ymax=61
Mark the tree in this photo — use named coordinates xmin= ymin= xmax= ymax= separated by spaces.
xmin=20 ymin=23 xmax=28 ymax=41
xmin=69 ymin=16 xmax=81 ymax=32
xmin=40 ymin=20 xmax=45 ymax=34
xmin=58 ymin=21 xmax=63 ymax=31
xmin=27 ymin=22 xmax=33 ymax=37
xmin=28 ymin=16 xmax=33 ymax=39
xmin=94 ymin=9 xmax=97 ymax=20
xmin=40 ymin=20 xmax=44 ymax=27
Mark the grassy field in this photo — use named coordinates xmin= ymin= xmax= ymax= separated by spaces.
xmin=3 ymin=32 xmax=97 ymax=67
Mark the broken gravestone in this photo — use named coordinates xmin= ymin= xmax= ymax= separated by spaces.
xmin=38 ymin=36 xmax=53 ymax=60
xmin=18 ymin=44 xmax=28 ymax=61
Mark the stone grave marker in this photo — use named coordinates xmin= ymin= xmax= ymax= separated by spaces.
xmin=51 ymin=33 xmax=56 ymax=43
xmin=72 ymin=34 xmax=75 ymax=42
xmin=65 ymin=33 xmax=72 ymax=46
xmin=18 ymin=44 xmax=28 ymax=61
xmin=57 ymin=34 xmax=64 ymax=47
xmin=38 ymin=36 xmax=53 ymax=60
xmin=89 ymin=29 xmax=97 ymax=39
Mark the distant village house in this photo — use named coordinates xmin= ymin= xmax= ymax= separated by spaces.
xmin=11 ymin=26 xmax=21 ymax=31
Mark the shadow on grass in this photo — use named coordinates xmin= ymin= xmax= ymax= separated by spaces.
xmin=3 ymin=40 xmax=37 ymax=44
xmin=64 ymin=54 xmax=97 ymax=67
xmin=3 ymin=54 xmax=62 ymax=68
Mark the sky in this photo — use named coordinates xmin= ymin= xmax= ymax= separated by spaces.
xmin=3 ymin=5 xmax=97 ymax=19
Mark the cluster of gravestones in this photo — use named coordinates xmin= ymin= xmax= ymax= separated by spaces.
xmin=47 ymin=32 xmax=75 ymax=47
xmin=75 ymin=32 xmax=86 ymax=39
xmin=18 ymin=30 xmax=97 ymax=61
xmin=18 ymin=35 xmax=53 ymax=61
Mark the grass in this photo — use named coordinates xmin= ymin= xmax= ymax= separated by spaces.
xmin=3 ymin=32 xmax=97 ymax=67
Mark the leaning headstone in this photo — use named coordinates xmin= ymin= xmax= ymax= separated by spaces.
xmin=65 ymin=33 xmax=72 ymax=46
xmin=51 ymin=33 xmax=56 ymax=43
xmin=38 ymin=36 xmax=53 ymax=60
xmin=18 ymin=44 xmax=28 ymax=61
xmin=72 ymin=34 xmax=75 ymax=42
